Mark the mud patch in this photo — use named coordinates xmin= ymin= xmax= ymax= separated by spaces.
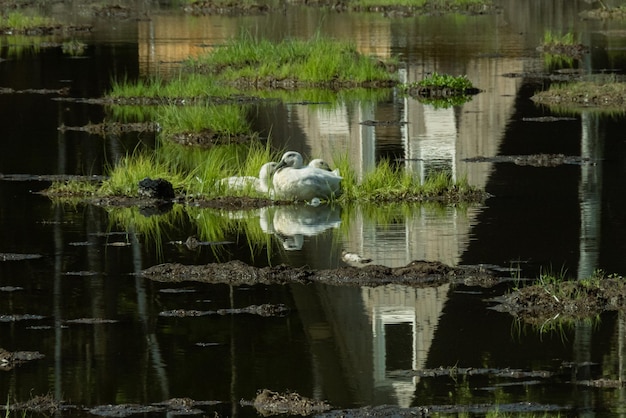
xmin=0 ymin=348 xmax=45 ymax=370
xmin=0 ymin=252 xmax=42 ymax=261
xmin=537 ymin=43 xmax=588 ymax=58
xmin=141 ymin=260 xmax=497 ymax=288
xmin=169 ymin=130 xmax=257 ymax=148
xmin=183 ymin=0 xmax=270 ymax=15
xmin=0 ymin=86 xmax=70 ymax=95
xmin=58 ymin=122 xmax=159 ymax=136
xmin=493 ymin=278 xmax=626 ymax=324
xmin=0 ymin=23 xmax=91 ymax=35
xmin=89 ymin=404 xmax=162 ymax=417
xmin=65 ymin=318 xmax=119 ymax=324
xmin=0 ymin=314 xmax=46 ymax=322
xmin=522 ymin=116 xmax=577 ymax=122
xmin=318 ymin=402 xmax=566 ymax=417
xmin=0 ymin=286 xmax=23 ymax=292
xmin=580 ymin=6 xmax=626 ymax=20
xmin=2 ymin=395 xmax=61 ymax=414
xmin=464 ymin=153 xmax=593 ymax=167
xmin=159 ymin=303 xmax=290 ymax=317
xmin=246 ymin=389 xmax=331 ymax=416
xmin=360 ymin=120 xmax=408 ymax=126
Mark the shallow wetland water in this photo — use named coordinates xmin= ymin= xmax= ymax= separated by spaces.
xmin=4 ymin=0 xmax=626 ymax=416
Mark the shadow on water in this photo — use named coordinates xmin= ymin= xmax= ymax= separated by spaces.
xmin=5 ymin=0 xmax=626 ymax=416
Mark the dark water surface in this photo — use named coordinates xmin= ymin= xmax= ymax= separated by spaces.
xmin=2 ymin=0 xmax=626 ymax=416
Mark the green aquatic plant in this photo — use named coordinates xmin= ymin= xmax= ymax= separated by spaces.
xmin=337 ymin=158 xmax=478 ymax=202
xmin=541 ymin=30 xmax=575 ymax=47
xmin=157 ymin=104 xmax=252 ymax=138
xmin=187 ymin=33 xmax=397 ymax=85
xmin=99 ymin=153 xmax=187 ymax=197
xmin=108 ymin=73 xmax=239 ymax=100
xmin=0 ymin=12 xmax=55 ymax=31
xmin=415 ymin=72 xmax=474 ymax=90
xmin=400 ymin=72 xmax=476 ymax=108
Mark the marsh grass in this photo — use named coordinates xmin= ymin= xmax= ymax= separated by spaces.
xmin=350 ymin=0 xmax=490 ymax=8
xmin=99 ymin=153 xmax=187 ymax=196
xmin=0 ymin=12 xmax=55 ymax=31
xmin=157 ymin=104 xmax=251 ymax=137
xmin=108 ymin=73 xmax=238 ymax=99
xmin=337 ymin=158 xmax=474 ymax=202
xmin=188 ymin=34 xmax=397 ymax=84
xmin=532 ymin=77 xmax=626 ymax=109
xmin=541 ymin=30 xmax=575 ymax=47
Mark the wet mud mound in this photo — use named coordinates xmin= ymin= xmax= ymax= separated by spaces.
xmin=141 ymin=259 xmax=497 ymax=288
xmin=0 ymin=347 xmax=45 ymax=370
xmin=494 ymin=278 xmax=626 ymax=323
xmin=464 ymin=153 xmax=593 ymax=167
xmin=247 ymin=389 xmax=331 ymax=416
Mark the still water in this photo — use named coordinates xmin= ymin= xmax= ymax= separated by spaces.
xmin=2 ymin=0 xmax=626 ymax=416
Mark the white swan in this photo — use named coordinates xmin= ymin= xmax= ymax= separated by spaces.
xmin=272 ymin=151 xmax=342 ymax=201
xmin=308 ymin=158 xmax=341 ymax=176
xmin=218 ymin=162 xmax=278 ymax=194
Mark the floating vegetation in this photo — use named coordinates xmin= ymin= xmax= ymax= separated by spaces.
xmin=400 ymin=72 xmax=479 ymax=108
xmin=0 ymin=11 xmax=91 ymax=35
xmin=531 ymin=78 xmax=626 ymax=109
xmin=495 ymin=269 xmax=626 ymax=326
xmin=185 ymin=34 xmax=398 ymax=88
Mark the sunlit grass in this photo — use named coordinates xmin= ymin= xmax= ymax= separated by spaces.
xmin=187 ymin=33 xmax=397 ymax=85
xmin=108 ymin=73 xmax=238 ymax=99
xmin=0 ymin=12 xmax=55 ymax=31
xmin=99 ymin=153 xmax=187 ymax=196
xmin=157 ymin=104 xmax=252 ymax=137
xmin=541 ymin=30 xmax=575 ymax=47
xmin=336 ymin=158 xmax=477 ymax=202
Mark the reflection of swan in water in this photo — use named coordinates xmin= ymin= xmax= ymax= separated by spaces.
xmin=218 ymin=162 xmax=278 ymax=194
xmin=260 ymin=204 xmax=341 ymax=250
xmin=273 ymin=151 xmax=342 ymax=201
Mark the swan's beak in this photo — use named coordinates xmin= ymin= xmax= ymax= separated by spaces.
xmin=275 ymin=160 xmax=287 ymax=171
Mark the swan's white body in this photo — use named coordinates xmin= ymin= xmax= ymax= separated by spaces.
xmin=272 ymin=152 xmax=342 ymax=201
xmin=218 ymin=162 xmax=277 ymax=194
xmin=308 ymin=158 xmax=340 ymax=176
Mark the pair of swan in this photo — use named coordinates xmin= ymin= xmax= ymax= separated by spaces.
xmin=272 ymin=151 xmax=342 ymax=201
xmin=219 ymin=151 xmax=342 ymax=201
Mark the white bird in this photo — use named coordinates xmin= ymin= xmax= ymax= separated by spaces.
xmin=218 ymin=162 xmax=278 ymax=194
xmin=272 ymin=151 xmax=342 ymax=201
xmin=308 ymin=158 xmax=341 ymax=176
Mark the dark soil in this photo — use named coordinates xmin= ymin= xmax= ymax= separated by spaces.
xmin=493 ymin=278 xmax=626 ymax=324
xmin=580 ymin=6 xmax=626 ymax=20
xmin=159 ymin=303 xmax=290 ymax=317
xmin=464 ymin=153 xmax=594 ymax=167
xmin=141 ymin=259 xmax=498 ymax=288
xmin=0 ymin=347 xmax=45 ymax=370
xmin=0 ymin=23 xmax=91 ymax=35
xmin=537 ymin=43 xmax=588 ymax=58
xmin=169 ymin=129 xmax=258 ymax=148
xmin=58 ymin=122 xmax=159 ymax=136
xmin=183 ymin=0 xmax=270 ymax=15
xmin=247 ymin=389 xmax=332 ymax=416
xmin=405 ymin=85 xmax=481 ymax=99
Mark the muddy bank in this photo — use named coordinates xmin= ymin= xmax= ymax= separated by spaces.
xmin=141 ymin=259 xmax=498 ymax=288
xmin=464 ymin=153 xmax=594 ymax=167
xmin=493 ymin=278 xmax=626 ymax=323
xmin=531 ymin=82 xmax=626 ymax=108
